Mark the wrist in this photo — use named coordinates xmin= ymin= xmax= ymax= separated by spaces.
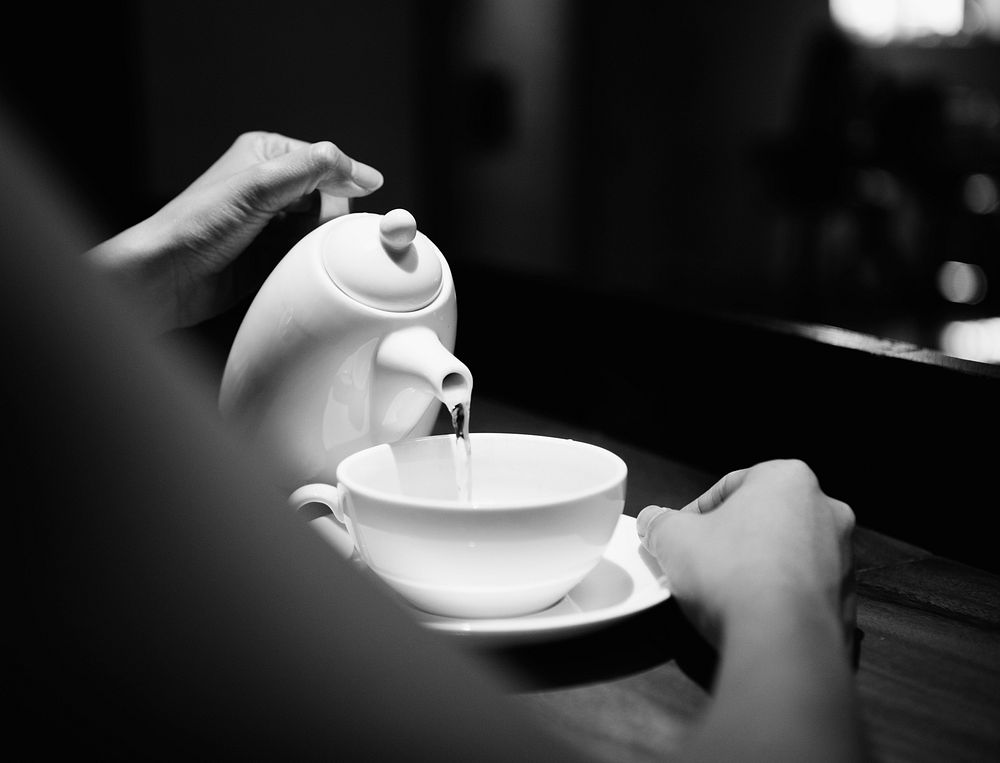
xmin=720 ymin=581 xmax=848 ymax=660
xmin=692 ymin=584 xmax=866 ymax=763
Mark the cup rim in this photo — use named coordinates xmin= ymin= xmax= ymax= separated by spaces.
xmin=335 ymin=432 xmax=627 ymax=511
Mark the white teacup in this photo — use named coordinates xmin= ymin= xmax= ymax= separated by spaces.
xmin=290 ymin=433 xmax=627 ymax=619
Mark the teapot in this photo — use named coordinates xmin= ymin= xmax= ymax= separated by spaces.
xmin=219 ymin=208 xmax=473 ymax=504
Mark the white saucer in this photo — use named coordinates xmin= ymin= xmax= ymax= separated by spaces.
xmin=310 ymin=514 xmax=671 ymax=645
xmin=413 ymin=515 xmax=671 ymax=644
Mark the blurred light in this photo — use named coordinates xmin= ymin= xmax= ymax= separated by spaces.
xmin=831 ymin=0 xmax=964 ymax=44
xmin=940 ymin=317 xmax=1000 ymax=363
xmin=831 ymin=0 xmax=896 ymax=43
xmin=937 ymin=260 xmax=987 ymax=304
xmin=963 ymin=174 xmax=999 ymax=215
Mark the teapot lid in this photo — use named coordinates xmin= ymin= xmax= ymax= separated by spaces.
xmin=321 ymin=209 xmax=443 ymax=312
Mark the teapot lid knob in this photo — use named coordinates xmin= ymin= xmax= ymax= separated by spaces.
xmin=379 ymin=208 xmax=417 ymax=252
xmin=320 ymin=209 xmax=444 ymax=312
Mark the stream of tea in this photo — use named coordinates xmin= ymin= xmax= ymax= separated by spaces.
xmin=451 ymin=400 xmax=472 ymax=503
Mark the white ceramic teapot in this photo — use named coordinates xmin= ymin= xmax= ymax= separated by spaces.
xmin=219 ymin=208 xmax=472 ymax=503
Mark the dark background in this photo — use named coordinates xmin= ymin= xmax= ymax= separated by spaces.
xmin=2 ymin=0 xmax=998 ymax=366
xmin=1 ymin=1 xmax=998 ymax=577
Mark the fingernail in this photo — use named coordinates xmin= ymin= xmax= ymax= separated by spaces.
xmin=636 ymin=505 xmax=667 ymax=539
xmin=351 ymin=162 xmax=383 ymax=191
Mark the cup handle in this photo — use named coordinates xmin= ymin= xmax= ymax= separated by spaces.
xmin=289 ymin=482 xmax=345 ymax=522
xmin=288 ymin=483 xmax=355 ymax=559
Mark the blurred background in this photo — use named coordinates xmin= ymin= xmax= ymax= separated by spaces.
xmin=2 ymin=0 xmax=998 ymax=364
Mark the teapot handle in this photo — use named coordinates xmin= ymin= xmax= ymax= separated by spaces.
xmin=288 ymin=483 xmax=355 ymax=559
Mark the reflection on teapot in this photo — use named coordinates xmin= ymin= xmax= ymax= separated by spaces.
xmin=219 ymin=208 xmax=473 ymax=494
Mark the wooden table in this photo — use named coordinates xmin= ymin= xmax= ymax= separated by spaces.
xmin=188 ymin=262 xmax=999 ymax=761
xmin=435 ymin=395 xmax=1000 ymax=763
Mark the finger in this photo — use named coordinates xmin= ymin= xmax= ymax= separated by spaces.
xmin=234 ymin=142 xmax=383 ymax=217
xmin=251 ymin=130 xmax=313 ymax=162
xmin=185 ymin=132 xmax=313 ymax=192
xmin=681 ymin=468 xmax=749 ymax=514
xmin=636 ymin=505 xmax=668 ymax=541
xmin=637 ymin=504 xmax=681 ymax=557
xmin=308 ymin=141 xmax=384 ymax=197
xmin=831 ymin=498 xmax=856 ymax=532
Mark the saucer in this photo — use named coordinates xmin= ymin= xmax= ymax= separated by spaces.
xmin=310 ymin=513 xmax=671 ymax=645
xmin=412 ymin=515 xmax=671 ymax=644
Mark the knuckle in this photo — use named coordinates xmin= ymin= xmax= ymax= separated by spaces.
xmin=234 ymin=130 xmax=267 ymax=149
xmin=235 ymin=131 xmax=292 ymax=162
xmin=755 ymin=458 xmax=818 ymax=487
xmin=781 ymin=457 xmax=814 ymax=476
xmin=310 ymin=141 xmax=346 ymax=172
xmin=232 ymin=167 xmax=273 ymax=214
xmin=778 ymin=458 xmax=820 ymax=487
xmin=834 ymin=498 xmax=856 ymax=531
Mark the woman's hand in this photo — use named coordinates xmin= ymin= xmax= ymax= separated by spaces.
xmin=638 ymin=459 xmax=856 ymax=648
xmin=85 ymin=131 xmax=383 ymax=333
xmin=637 ymin=460 xmax=866 ymax=761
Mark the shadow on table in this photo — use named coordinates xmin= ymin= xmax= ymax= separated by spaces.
xmin=465 ymin=598 xmax=719 ymax=692
xmin=465 ymin=600 xmax=864 ymax=694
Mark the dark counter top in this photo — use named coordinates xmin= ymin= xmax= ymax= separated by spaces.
xmin=438 ymin=395 xmax=1000 ymax=763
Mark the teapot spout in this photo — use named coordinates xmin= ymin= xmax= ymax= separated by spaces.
xmin=373 ymin=326 xmax=473 ymax=441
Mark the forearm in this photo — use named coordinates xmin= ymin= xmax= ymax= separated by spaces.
xmin=83 ymin=217 xmax=179 ymax=334
xmin=681 ymin=590 xmax=867 ymax=763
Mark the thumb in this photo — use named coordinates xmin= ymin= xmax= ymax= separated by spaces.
xmin=637 ymin=505 xmax=678 ymax=557
xmin=637 ymin=504 xmax=704 ymax=564
xmin=232 ymin=141 xmax=383 ymax=217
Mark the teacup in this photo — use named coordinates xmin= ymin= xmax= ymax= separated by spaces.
xmin=290 ymin=433 xmax=627 ymax=618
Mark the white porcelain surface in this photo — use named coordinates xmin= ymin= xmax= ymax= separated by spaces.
xmin=312 ymin=514 xmax=669 ymax=644
xmin=218 ymin=209 xmax=472 ymax=494
xmin=418 ymin=515 xmax=670 ymax=643
xmin=305 ymin=433 xmax=627 ymax=619
xmin=321 ymin=210 xmax=443 ymax=312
